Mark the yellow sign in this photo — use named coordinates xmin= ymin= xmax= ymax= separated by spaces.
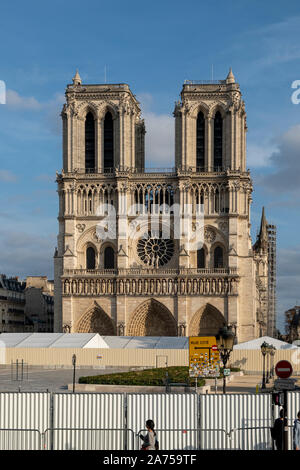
xmin=189 ymin=336 xmax=220 ymax=378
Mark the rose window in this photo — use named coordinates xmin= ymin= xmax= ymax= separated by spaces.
xmin=137 ymin=237 xmax=174 ymax=267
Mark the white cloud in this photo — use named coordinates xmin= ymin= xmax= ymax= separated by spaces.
xmin=262 ymin=124 xmax=300 ymax=192
xmin=276 ymin=246 xmax=300 ymax=333
xmin=143 ymin=112 xmax=174 ymax=168
xmin=35 ymin=174 xmax=54 ymax=183
xmin=0 ymin=170 xmax=17 ymax=182
xmin=245 ymin=16 xmax=300 ymax=70
xmin=247 ymin=143 xmax=276 ymax=168
xmin=6 ymin=89 xmax=42 ymax=110
xmin=0 ymin=230 xmax=55 ymax=279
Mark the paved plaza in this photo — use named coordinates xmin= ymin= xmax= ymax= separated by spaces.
xmin=0 ymin=366 xmax=299 ymax=394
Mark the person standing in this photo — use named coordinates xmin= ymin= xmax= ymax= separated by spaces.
xmin=293 ymin=411 xmax=300 ymax=450
xmin=140 ymin=419 xmax=158 ymax=450
xmin=271 ymin=409 xmax=285 ymax=450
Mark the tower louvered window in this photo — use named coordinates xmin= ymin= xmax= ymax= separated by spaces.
xmin=214 ymin=111 xmax=223 ymax=171
xmin=196 ymin=111 xmax=205 ymax=170
xmin=104 ymin=112 xmax=114 ymax=171
xmin=85 ymin=112 xmax=95 ymax=172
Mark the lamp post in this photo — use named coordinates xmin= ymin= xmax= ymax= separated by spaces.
xmin=260 ymin=342 xmax=268 ymax=389
xmin=266 ymin=344 xmax=271 ymax=384
xmin=72 ymin=354 xmax=77 ymax=393
xmin=216 ymin=326 xmax=235 ymax=394
xmin=270 ymin=346 xmax=276 ymax=379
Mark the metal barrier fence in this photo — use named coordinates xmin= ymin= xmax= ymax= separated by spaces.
xmin=0 ymin=429 xmax=42 ymax=450
xmin=137 ymin=428 xmax=229 ymax=450
xmin=228 ymin=426 xmax=273 ymax=450
xmin=0 ymin=425 xmax=296 ymax=450
xmin=43 ymin=428 xmax=135 ymax=451
xmin=0 ymin=391 xmax=298 ymax=450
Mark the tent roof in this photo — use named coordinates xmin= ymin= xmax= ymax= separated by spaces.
xmin=0 ymin=333 xmax=104 ymax=348
xmin=234 ymin=336 xmax=297 ymax=350
xmin=102 ymin=336 xmax=189 ymax=349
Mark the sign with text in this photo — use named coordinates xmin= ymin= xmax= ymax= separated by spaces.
xmin=274 ymin=378 xmax=296 ymax=390
xmin=189 ymin=336 xmax=220 ymax=378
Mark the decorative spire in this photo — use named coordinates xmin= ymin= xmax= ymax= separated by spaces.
xmin=255 ymin=207 xmax=268 ymax=251
xmin=226 ymin=67 xmax=235 ymax=84
xmin=72 ymin=69 xmax=82 ymax=86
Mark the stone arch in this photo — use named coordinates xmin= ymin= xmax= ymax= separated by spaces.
xmin=189 ymin=303 xmax=226 ymax=336
xmin=75 ymin=302 xmax=116 ymax=334
xmin=99 ymin=102 xmax=119 ymax=120
xmin=190 ymin=102 xmax=210 ymax=119
xmin=210 ymin=102 xmax=226 ymax=119
xmin=127 ymin=299 xmax=177 ymax=336
xmin=77 ymin=101 xmax=99 ymax=120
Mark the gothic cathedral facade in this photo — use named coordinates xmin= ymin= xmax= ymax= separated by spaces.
xmin=54 ymin=69 xmax=275 ymax=342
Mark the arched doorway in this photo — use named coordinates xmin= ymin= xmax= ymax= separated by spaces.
xmin=189 ymin=303 xmax=226 ymax=336
xmin=127 ymin=299 xmax=177 ymax=336
xmin=75 ymin=304 xmax=115 ymax=335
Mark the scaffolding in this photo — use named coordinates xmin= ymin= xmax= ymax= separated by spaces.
xmin=267 ymin=224 xmax=277 ymax=337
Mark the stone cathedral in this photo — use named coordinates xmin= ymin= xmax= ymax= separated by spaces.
xmin=54 ymin=69 xmax=275 ymax=343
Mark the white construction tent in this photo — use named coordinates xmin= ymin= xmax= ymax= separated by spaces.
xmin=233 ymin=335 xmax=298 ymax=350
xmin=0 ymin=333 xmax=189 ymax=349
xmin=0 ymin=333 xmax=107 ymax=349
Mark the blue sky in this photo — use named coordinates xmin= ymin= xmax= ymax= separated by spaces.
xmin=0 ymin=0 xmax=300 ymax=332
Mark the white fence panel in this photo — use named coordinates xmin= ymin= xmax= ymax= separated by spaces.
xmin=50 ymin=393 xmax=125 ymax=450
xmin=127 ymin=393 xmax=198 ymax=450
xmin=0 ymin=392 xmax=50 ymax=450
xmin=200 ymin=393 xmax=273 ymax=450
xmin=287 ymin=391 xmax=300 ymax=450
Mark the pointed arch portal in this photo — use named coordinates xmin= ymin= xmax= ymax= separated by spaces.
xmin=189 ymin=303 xmax=226 ymax=336
xmin=75 ymin=304 xmax=115 ymax=335
xmin=127 ymin=299 xmax=177 ymax=336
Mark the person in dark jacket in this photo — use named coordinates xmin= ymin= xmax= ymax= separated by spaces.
xmin=139 ymin=419 xmax=158 ymax=450
xmin=271 ymin=409 xmax=285 ymax=450
xmin=293 ymin=411 xmax=300 ymax=450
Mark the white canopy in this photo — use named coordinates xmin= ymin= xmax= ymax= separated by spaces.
xmin=234 ymin=335 xmax=297 ymax=350
xmin=0 ymin=333 xmax=108 ymax=349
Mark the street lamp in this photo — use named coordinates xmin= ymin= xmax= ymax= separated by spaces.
xmin=260 ymin=341 xmax=268 ymax=389
xmin=216 ymin=325 xmax=235 ymax=394
xmin=270 ymin=345 xmax=276 ymax=379
xmin=72 ymin=354 xmax=77 ymax=393
xmin=266 ymin=344 xmax=271 ymax=384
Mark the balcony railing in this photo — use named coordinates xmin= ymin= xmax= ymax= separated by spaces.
xmin=184 ymin=80 xmax=226 ymax=85
xmin=63 ymin=267 xmax=238 ymax=276
xmin=59 ymin=166 xmax=248 ymax=177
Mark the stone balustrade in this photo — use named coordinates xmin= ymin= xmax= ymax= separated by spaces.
xmin=62 ymin=274 xmax=239 ymax=297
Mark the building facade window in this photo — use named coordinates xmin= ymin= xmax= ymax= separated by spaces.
xmin=214 ymin=246 xmax=224 ymax=268
xmin=196 ymin=111 xmax=205 ymax=170
xmin=86 ymin=247 xmax=96 ymax=270
xmin=85 ymin=112 xmax=95 ymax=172
xmin=214 ymin=111 xmax=223 ymax=170
xmin=197 ymin=248 xmax=206 ymax=268
xmin=104 ymin=112 xmax=114 ymax=171
xmin=104 ymin=246 xmax=115 ymax=269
